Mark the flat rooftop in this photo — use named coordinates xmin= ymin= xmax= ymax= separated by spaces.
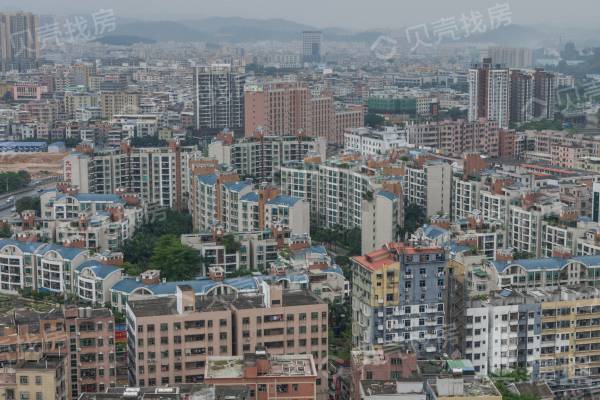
xmin=206 ymin=354 xmax=316 ymax=380
xmin=430 ymin=377 xmax=500 ymax=398
xmin=78 ymin=384 xmax=248 ymax=400
xmin=361 ymin=380 xmax=425 ymax=396
xmin=16 ymin=354 xmax=65 ymax=370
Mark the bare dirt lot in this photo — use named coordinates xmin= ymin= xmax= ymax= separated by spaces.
xmin=0 ymin=152 xmax=66 ymax=178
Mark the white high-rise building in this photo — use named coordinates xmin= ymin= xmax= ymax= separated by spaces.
xmin=302 ymin=31 xmax=322 ymax=63
xmin=194 ymin=64 xmax=246 ymax=131
xmin=468 ymin=58 xmax=510 ymax=129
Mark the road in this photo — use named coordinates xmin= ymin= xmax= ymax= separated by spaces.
xmin=0 ymin=180 xmax=57 ymax=219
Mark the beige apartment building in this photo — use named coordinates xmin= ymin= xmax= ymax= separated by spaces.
xmin=126 ymin=283 xmax=328 ymax=396
xmin=229 ymin=285 xmax=329 ymax=394
xmin=126 ymin=285 xmax=233 ymax=387
xmin=0 ymin=354 xmax=69 ymax=400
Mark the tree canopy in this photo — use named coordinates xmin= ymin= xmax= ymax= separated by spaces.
xmin=0 ymin=171 xmax=31 ymax=194
xmin=149 ymin=234 xmax=202 ymax=281
xmin=15 ymin=196 xmax=41 ymax=214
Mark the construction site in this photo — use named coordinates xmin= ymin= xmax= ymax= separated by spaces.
xmin=0 ymin=152 xmax=65 ymax=178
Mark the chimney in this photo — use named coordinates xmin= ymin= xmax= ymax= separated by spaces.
xmin=255 ymin=349 xmax=270 ymax=374
xmin=496 ymin=248 xmax=513 ymax=262
xmin=269 ymin=283 xmax=283 ymax=307
xmin=140 ymin=269 xmax=161 ymax=285
xmin=209 ymin=267 xmax=225 ymax=282
xmin=176 ymin=285 xmax=195 ymax=314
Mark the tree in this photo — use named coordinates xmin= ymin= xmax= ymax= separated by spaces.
xmin=402 ymin=204 xmax=426 ymax=237
xmin=0 ymin=223 xmax=11 ymax=238
xmin=121 ymin=262 xmax=144 ymax=277
xmin=229 ymin=268 xmax=252 ymax=278
xmin=150 ymin=235 xmax=202 ymax=281
xmin=364 ymin=112 xmax=385 ymax=128
xmin=122 ymin=210 xmax=193 ymax=266
xmin=222 ymin=234 xmax=241 ymax=253
xmin=15 ymin=196 xmax=41 ymax=214
xmin=0 ymin=171 xmax=31 ymax=194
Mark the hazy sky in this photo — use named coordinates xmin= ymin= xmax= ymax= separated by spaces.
xmin=1 ymin=0 xmax=598 ymax=29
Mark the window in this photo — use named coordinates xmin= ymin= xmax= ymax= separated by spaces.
xmin=219 ymin=319 xmax=227 ymax=327
xmin=292 ymin=384 xmax=299 ymax=391
xmin=242 ymin=317 xmax=250 ymax=324
xmin=311 ymin=312 xmax=319 ymax=320
xmin=276 ymin=384 xmax=289 ymax=393
xmin=299 ymin=313 xmax=307 ymax=320
xmin=366 ymin=371 xmax=373 ymax=380
xmin=35 ymin=393 xmax=43 ymax=400
xmin=258 ymin=384 xmax=267 ymax=392
xmin=20 ymin=376 xmax=28 ymax=384
xmin=35 ymin=376 xmax=42 ymax=385
xmin=160 ymin=323 xmax=168 ymax=331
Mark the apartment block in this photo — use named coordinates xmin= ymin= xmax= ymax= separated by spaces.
xmin=244 ymin=81 xmax=311 ymax=137
xmin=407 ymin=119 xmax=500 ymax=157
xmin=361 ymin=190 xmax=404 ymax=254
xmin=344 ymin=127 xmax=407 ymax=157
xmin=125 ymin=284 xmax=328 ymax=395
xmin=190 ymin=171 xmax=308 ymax=235
xmin=0 ymin=306 xmax=116 ymax=399
xmin=64 ymin=143 xmax=202 ymax=210
xmin=126 ymin=285 xmax=233 ymax=387
xmin=181 ymin=230 xmax=279 ymax=275
xmin=100 ymin=92 xmax=140 ymax=119
xmin=405 ymin=161 xmax=452 ymax=217
xmin=208 ymin=131 xmax=326 ymax=181
xmin=0 ymin=12 xmax=39 ymax=70
xmin=64 ymin=307 xmax=117 ymax=397
xmin=352 ymin=243 xmax=447 ymax=355
xmin=468 ymin=58 xmax=510 ymax=129
xmin=194 ymin=64 xmax=246 ymax=132
xmin=0 ymin=354 xmax=68 ymax=400
xmin=463 ymin=291 xmax=541 ymax=377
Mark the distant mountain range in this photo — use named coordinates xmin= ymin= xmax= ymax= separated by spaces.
xmin=96 ymin=17 xmax=597 ymax=49
xmin=98 ymin=16 xmax=385 ymax=44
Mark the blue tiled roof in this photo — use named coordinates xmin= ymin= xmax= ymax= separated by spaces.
xmin=111 ymin=275 xmax=262 ymax=297
xmin=223 ymin=276 xmax=258 ymax=291
xmin=309 ymin=245 xmax=327 ymax=255
xmin=111 ymin=278 xmax=146 ymax=293
xmin=572 ymin=255 xmax=600 ymax=267
xmin=267 ymin=195 xmax=300 ymax=207
xmin=75 ymin=193 xmax=125 ymax=204
xmin=489 ymin=255 xmax=600 ymax=273
xmin=422 ymin=225 xmax=448 ymax=240
xmin=240 ymin=192 xmax=260 ymax=202
xmin=0 ymin=239 xmax=44 ymax=253
xmin=223 ymin=180 xmax=252 ymax=193
xmin=76 ymin=260 xmax=121 ymax=279
xmin=323 ymin=265 xmax=345 ymax=276
xmin=197 ymin=174 xmax=217 ymax=186
xmin=56 ymin=193 xmax=125 ymax=204
xmin=39 ymin=244 xmax=87 ymax=260
xmin=377 ymin=191 xmax=397 ymax=201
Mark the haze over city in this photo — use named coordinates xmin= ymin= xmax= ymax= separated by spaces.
xmin=1 ymin=0 xmax=599 ymax=29
xmin=1 ymin=1 xmax=600 ymax=400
